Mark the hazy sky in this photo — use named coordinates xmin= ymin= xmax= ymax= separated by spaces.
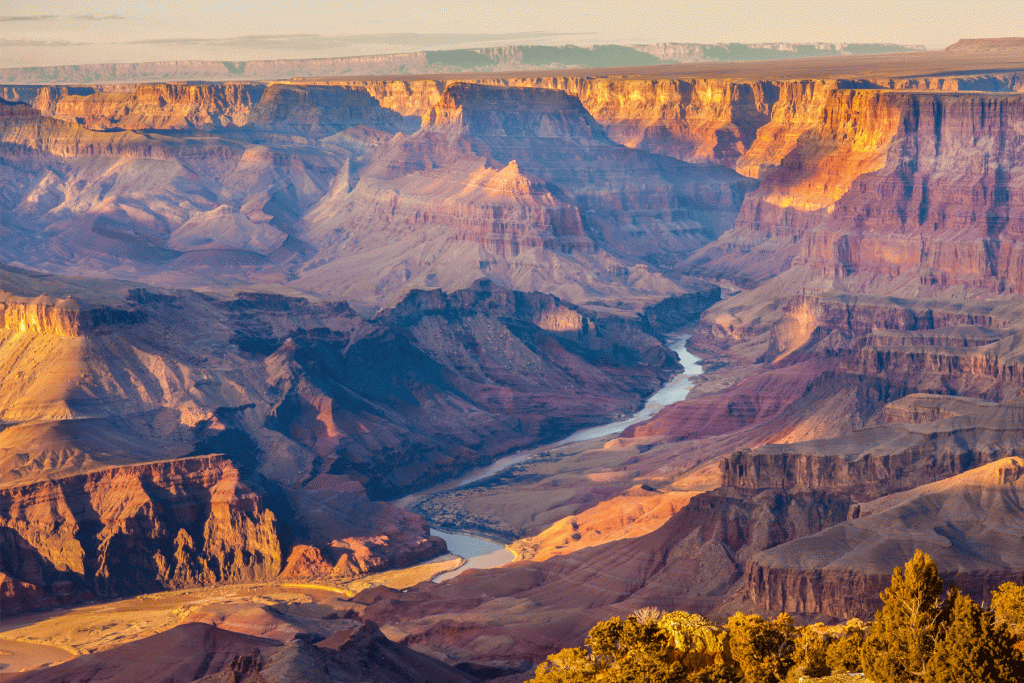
xmin=2 ymin=0 xmax=1022 ymax=68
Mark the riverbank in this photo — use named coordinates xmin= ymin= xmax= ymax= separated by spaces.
xmin=415 ymin=333 xmax=705 ymax=579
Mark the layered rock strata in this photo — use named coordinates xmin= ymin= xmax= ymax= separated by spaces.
xmin=690 ymin=89 xmax=1024 ymax=295
xmin=744 ymin=456 xmax=1024 ymax=617
xmin=0 ymin=455 xmax=280 ymax=616
xmin=7 ymin=74 xmax=1024 ymax=308
xmin=0 ymin=265 xmax=690 ymax=609
xmin=293 ymin=82 xmax=751 ymax=306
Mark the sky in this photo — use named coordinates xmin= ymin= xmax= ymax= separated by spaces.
xmin=1 ymin=0 xmax=1022 ymax=68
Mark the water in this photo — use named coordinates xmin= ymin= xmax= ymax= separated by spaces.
xmin=556 ymin=334 xmax=702 ymax=444
xmin=424 ymin=334 xmax=704 ymax=582
xmin=429 ymin=529 xmax=516 ymax=582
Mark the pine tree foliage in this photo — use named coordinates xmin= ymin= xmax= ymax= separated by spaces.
xmin=923 ymin=591 xmax=1024 ymax=683
xmin=658 ymin=611 xmax=729 ymax=672
xmin=862 ymin=549 xmax=946 ymax=683
xmin=992 ymin=582 xmax=1024 ymax=641
xmin=825 ymin=619 xmax=867 ymax=674
xmin=531 ymin=616 xmax=688 ymax=683
xmin=725 ymin=612 xmax=795 ymax=683
xmin=792 ymin=624 xmax=831 ymax=678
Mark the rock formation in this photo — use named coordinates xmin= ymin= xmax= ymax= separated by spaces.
xmin=4 ymin=623 xmax=280 ymax=683
xmin=293 ymin=81 xmax=752 ymax=307
xmin=3 ymin=620 xmax=479 ymax=683
xmin=744 ymin=456 xmax=1024 ymax=617
xmin=0 ymin=455 xmax=279 ymax=616
xmin=0 ymin=263 xmax=684 ymax=611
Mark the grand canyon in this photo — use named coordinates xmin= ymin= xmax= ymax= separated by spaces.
xmin=3 ymin=32 xmax=1024 ymax=682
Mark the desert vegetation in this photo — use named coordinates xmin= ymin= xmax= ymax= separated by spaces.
xmin=530 ymin=551 xmax=1024 ymax=682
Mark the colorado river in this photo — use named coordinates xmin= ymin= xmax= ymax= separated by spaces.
xmin=417 ymin=334 xmax=704 ymax=582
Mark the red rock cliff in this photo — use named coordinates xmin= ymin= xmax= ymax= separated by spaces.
xmin=0 ymin=454 xmax=280 ymax=615
xmin=743 ymin=457 xmax=1024 ymax=618
xmin=695 ymin=88 xmax=1024 ymax=294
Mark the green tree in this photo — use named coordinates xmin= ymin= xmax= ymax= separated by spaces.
xmin=658 ymin=610 xmax=730 ymax=672
xmin=792 ymin=624 xmax=832 ymax=678
xmin=531 ymin=647 xmax=596 ymax=683
xmin=726 ymin=612 xmax=796 ymax=683
xmin=531 ymin=616 xmax=687 ymax=683
xmin=862 ymin=549 xmax=946 ymax=683
xmin=992 ymin=582 xmax=1024 ymax=642
xmin=825 ymin=618 xmax=867 ymax=674
xmin=923 ymin=590 xmax=1024 ymax=683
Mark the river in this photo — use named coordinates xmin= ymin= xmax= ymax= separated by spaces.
xmin=419 ymin=334 xmax=704 ymax=582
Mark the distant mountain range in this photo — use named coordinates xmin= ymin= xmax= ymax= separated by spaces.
xmin=0 ymin=42 xmax=924 ymax=84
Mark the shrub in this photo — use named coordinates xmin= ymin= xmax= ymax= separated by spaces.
xmin=861 ymin=549 xmax=945 ymax=683
xmin=726 ymin=612 xmax=796 ymax=683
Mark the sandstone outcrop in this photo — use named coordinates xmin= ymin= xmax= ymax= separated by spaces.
xmin=744 ymin=457 xmax=1024 ymax=617
xmin=0 ymin=455 xmax=280 ymax=616
xmin=720 ymin=394 xmax=1024 ymax=499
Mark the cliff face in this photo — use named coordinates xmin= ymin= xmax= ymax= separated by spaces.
xmin=7 ymin=83 xmax=406 ymax=138
xmin=10 ymin=74 xmax=1024 ymax=310
xmin=0 ymin=455 xmax=280 ymax=616
xmin=692 ymin=89 xmax=1024 ymax=294
xmin=719 ymin=393 xmax=1024 ymax=500
xmin=799 ymin=93 xmax=1024 ymax=293
xmin=1 ymin=298 xmax=147 ymax=337
xmin=35 ymin=83 xmax=264 ymax=130
xmin=744 ymin=457 xmax=1024 ymax=617
xmin=293 ymin=81 xmax=751 ymax=307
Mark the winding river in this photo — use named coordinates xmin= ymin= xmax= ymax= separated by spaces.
xmin=414 ymin=334 xmax=704 ymax=582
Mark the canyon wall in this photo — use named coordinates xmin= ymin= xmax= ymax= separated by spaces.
xmin=693 ymin=87 xmax=1024 ymax=295
xmin=8 ymin=73 xmax=1024 ymax=306
xmin=720 ymin=392 xmax=1024 ymax=500
xmin=1 ymin=298 xmax=146 ymax=337
xmin=0 ymin=455 xmax=280 ymax=615
xmin=11 ymin=71 xmax=1024 ymax=164
xmin=743 ymin=457 xmax=1024 ymax=617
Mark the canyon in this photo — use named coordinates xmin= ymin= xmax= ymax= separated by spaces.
xmin=4 ymin=44 xmax=1024 ymax=680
